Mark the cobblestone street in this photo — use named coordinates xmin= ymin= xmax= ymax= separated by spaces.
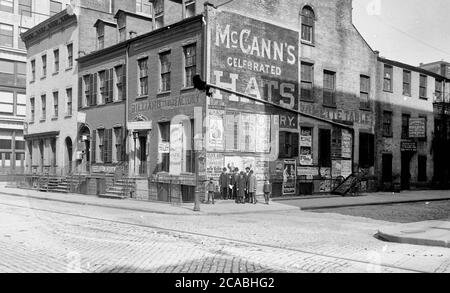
xmin=0 ymin=193 xmax=449 ymax=273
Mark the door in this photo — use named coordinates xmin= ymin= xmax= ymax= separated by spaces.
xmin=138 ymin=135 xmax=147 ymax=176
xmin=382 ymin=154 xmax=393 ymax=183
xmin=401 ymin=152 xmax=411 ymax=190
xmin=85 ymin=140 xmax=90 ymax=172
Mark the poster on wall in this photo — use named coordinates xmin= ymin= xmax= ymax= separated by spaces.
xmin=254 ymin=158 xmax=270 ymax=180
xmin=282 ymin=160 xmax=297 ymax=195
xmin=341 ymin=160 xmax=352 ymax=178
xmin=300 ymin=147 xmax=313 ymax=166
xmin=170 ymin=123 xmax=183 ymax=175
xmin=297 ymin=166 xmax=319 ymax=180
xmin=206 ymin=153 xmax=225 ymax=179
xmin=208 ymin=109 xmax=225 ymax=151
xmin=332 ymin=160 xmax=342 ymax=178
xmin=240 ymin=114 xmax=256 ymax=152
xmin=342 ymin=129 xmax=352 ymax=159
xmin=224 ymin=156 xmax=243 ymax=173
xmin=300 ymin=127 xmax=313 ymax=166
xmin=255 ymin=114 xmax=271 ymax=153
xmin=331 ymin=127 xmax=342 ymax=158
xmin=319 ymin=180 xmax=332 ymax=193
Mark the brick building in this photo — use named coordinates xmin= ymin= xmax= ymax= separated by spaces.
xmin=375 ymin=56 xmax=450 ymax=190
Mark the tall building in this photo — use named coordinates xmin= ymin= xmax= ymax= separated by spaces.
xmin=0 ymin=0 xmax=72 ymax=176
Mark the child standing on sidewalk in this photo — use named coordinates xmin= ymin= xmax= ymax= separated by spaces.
xmin=206 ymin=178 xmax=216 ymax=204
xmin=263 ymin=177 xmax=272 ymax=205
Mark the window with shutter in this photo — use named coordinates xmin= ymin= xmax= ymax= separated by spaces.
xmin=106 ymin=129 xmax=113 ymax=163
xmin=93 ymin=73 xmax=98 ymax=105
xmin=78 ymin=77 xmax=82 ymax=109
xmin=108 ymin=68 xmax=114 ymax=103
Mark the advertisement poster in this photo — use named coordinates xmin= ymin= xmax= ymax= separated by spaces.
xmin=254 ymin=158 xmax=270 ymax=180
xmin=297 ymin=166 xmax=319 ymax=180
xmin=240 ymin=114 xmax=256 ymax=152
xmin=331 ymin=127 xmax=342 ymax=158
xmin=300 ymin=128 xmax=312 ymax=147
xmin=158 ymin=142 xmax=170 ymax=154
xmin=409 ymin=118 xmax=426 ymax=138
xmin=242 ymin=157 xmax=256 ymax=171
xmin=169 ymin=123 xmax=183 ymax=175
xmin=255 ymin=114 xmax=271 ymax=153
xmin=341 ymin=160 xmax=352 ymax=178
xmin=342 ymin=129 xmax=352 ymax=159
xmin=206 ymin=153 xmax=225 ymax=179
xmin=282 ymin=160 xmax=297 ymax=195
xmin=320 ymin=167 xmax=331 ymax=179
xmin=224 ymin=156 xmax=243 ymax=172
xmin=300 ymin=127 xmax=313 ymax=166
xmin=209 ymin=10 xmax=299 ymax=109
xmin=208 ymin=109 xmax=225 ymax=151
xmin=319 ymin=180 xmax=332 ymax=193
xmin=332 ymin=160 xmax=342 ymax=178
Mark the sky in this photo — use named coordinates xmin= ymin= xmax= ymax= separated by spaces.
xmin=352 ymin=0 xmax=450 ymax=66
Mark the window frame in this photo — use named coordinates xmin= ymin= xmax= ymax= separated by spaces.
xmin=18 ymin=0 xmax=32 ymax=17
xmin=159 ymin=51 xmax=171 ymax=92
xmin=183 ymin=44 xmax=196 ymax=88
xmin=382 ymin=110 xmax=393 ymax=137
xmin=52 ymin=91 xmax=58 ymax=118
xmin=67 ymin=43 xmax=73 ymax=69
xmin=40 ymin=94 xmax=46 ymax=121
xmin=41 ymin=54 xmax=47 ymax=78
xmin=30 ymin=96 xmax=35 ymax=122
xmin=66 ymin=88 xmax=72 ymax=116
xmin=301 ymin=6 xmax=315 ymax=44
xmin=402 ymin=70 xmax=411 ymax=96
xmin=383 ymin=64 xmax=393 ymax=92
xmin=301 ymin=62 xmax=314 ymax=102
xmin=322 ymin=70 xmax=336 ymax=107
xmin=360 ymin=75 xmax=371 ymax=110
xmin=0 ymin=0 xmax=14 ymax=13
xmin=53 ymin=48 xmax=59 ymax=74
xmin=49 ymin=0 xmax=62 ymax=16
xmin=419 ymin=74 xmax=427 ymax=99
xmin=138 ymin=57 xmax=149 ymax=96
xmin=0 ymin=23 xmax=14 ymax=48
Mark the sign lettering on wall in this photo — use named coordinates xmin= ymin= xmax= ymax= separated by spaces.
xmin=409 ymin=118 xmax=426 ymax=138
xmin=300 ymin=103 xmax=373 ymax=126
xmin=131 ymin=94 xmax=200 ymax=115
xmin=209 ymin=11 xmax=299 ymax=109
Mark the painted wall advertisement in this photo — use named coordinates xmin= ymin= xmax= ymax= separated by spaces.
xmin=208 ymin=10 xmax=299 ymax=109
xmin=282 ymin=160 xmax=296 ymax=195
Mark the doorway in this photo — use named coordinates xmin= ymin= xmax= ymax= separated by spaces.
xmin=401 ymin=152 xmax=412 ymax=190
xmin=138 ymin=134 xmax=147 ymax=176
xmin=65 ymin=137 xmax=73 ymax=174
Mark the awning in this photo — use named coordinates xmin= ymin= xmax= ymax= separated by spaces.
xmin=24 ymin=131 xmax=60 ymax=140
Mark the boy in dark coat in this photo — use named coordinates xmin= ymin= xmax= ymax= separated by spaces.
xmin=238 ymin=171 xmax=246 ymax=204
xmin=219 ymin=168 xmax=229 ymax=200
xmin=263 ymin=177 xmax=272 ymax=204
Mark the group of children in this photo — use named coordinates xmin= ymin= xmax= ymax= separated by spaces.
xmin=206 ymin=167 xmax=272 ymax=205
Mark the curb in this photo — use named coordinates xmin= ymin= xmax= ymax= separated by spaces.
xmin=0 ymin=191 xmax=299 ymax=216
xmin=376 ymin=231 xmax=450 ymax=248
xmin=300 ymin=197 xmax=450 ymax=211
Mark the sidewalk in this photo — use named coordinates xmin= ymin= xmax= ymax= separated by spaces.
xmin=284 ymin=190 xmax=450 ymax=210
xmin=377 ymin=221 xmax=450 ymax=248
xmin=0 ymin=184 xmax=299 ymax=216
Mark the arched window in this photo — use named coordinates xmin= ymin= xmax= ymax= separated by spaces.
xmin=301 ymin=6 xmax=315 ymax=43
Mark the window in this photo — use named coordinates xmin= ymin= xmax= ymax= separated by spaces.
xmin=66 ymin=88 xmax=72 ymax=116
xmin=359 ymin=133 xmax=374 ymax=168
xmin=41 ymin=54 xmax=47 ymax=78
xmin=0 ymin=91 xmax=13 ymax=114
xmin=16 ymin=61 xmax=25 ymax=86
xmin=301 ymin=6 xmax=315 ymax=43
xmin=0 ymin=0 xmax=13 ymax=13
xmin=0 ymin=60 xmax=14 ymax=83
xmin=0 ymin=23 xmax=13 ymax=47
xmin=97 ymin=24 xmax=104 ymax=50
xmin=435 ymin=79 xmax=443 ymax=102
xmin=114 ymin=127 xmax=123 ymax=162
xmin=138 ymin=58 xmax=148 ymax=96
xmin=53 ymin=91 xmax=58 ymax=118
xmin=154 ymin=0 xmax=164 ymax=28
xmin=18 ymin=0 xmax=31 ymax=17
xmin=115 ymin=65 xmax=126 ymax=101
xmin=30 ymin=59 xmax=35 ymax=82
xmin=18 ymin=27 xmax=28 ymax=49
xmin=419 ymin=74 xmax=427 ymax=99
xmin=323 ymin=71 xmax=335 ymax=106
xmin=99 ymin=69 xmax=113 ymax=104
xmin=98 ymin=129 xmax=104 ymax=163
xmin=16 ymin=93 xmax=26 ymax=116
xmin=103 ymin=128 xmax=112 ymax=163
xmin=88 ymin=73 xmax=97 ymax=106
xmin=50 ymin=0 xmax=62 ymax=16
xmin=360 ymin=75 xmax=370 ymax=109
xmin=418 ymin=156 xmax=427 ymax=182
xmin=67 ymin=43 xmax=73 ymax=68
xmin=383 ymin=64 xmax=393 ymax=92
xmin=41 ymin=94 xmax=46 ymax=121
xmin=30 ymin=97 xmax=35 ymax=122
xmin=0 ymin=138 xmax=11 ymax=149
xmin=382 ymin=154 xmax=393 ymax=182
xmin=136 ymin=0 xmax=151 ymax=15
xmin=53 ymin=49 xmax=59 ymax=73
xmin=382 ymin=111 xmax=393 ymax=137
xmin=184 ymin=44 xmax=196 ymax=87
xmin=279 ymin=131 xmax=299 ymax=159
xmin=401 ymin=114 xmax=410 ymax=139
xmin=160 ymin=51 xmax=171 ymax=92
xmin=301 ymin=63 xmax=314 ymax=101
xmin=403 ymin=70 xmax=411 ymax=96
xmin=185 ymin=0 xmax=195 ymax=18
xmin=319 ymin=129 xmax=331 ymax=167
xmin=159 ymin=122 xmax=170 ymax=172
